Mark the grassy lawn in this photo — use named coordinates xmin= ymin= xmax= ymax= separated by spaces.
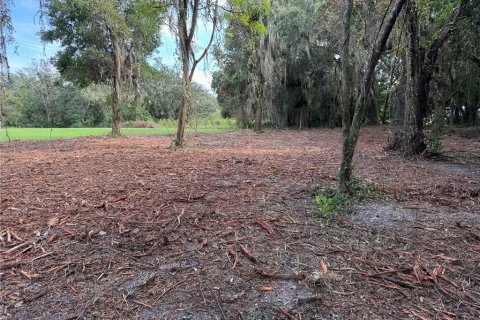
xmin=0 ymin=127 xmax=230 ymax=142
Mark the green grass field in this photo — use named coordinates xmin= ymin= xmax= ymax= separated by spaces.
xmin=0 ymin=127 xmax=230 ymax=142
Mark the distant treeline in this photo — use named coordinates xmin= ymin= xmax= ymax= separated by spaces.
xmin=213 ymin=0 xmax=480 ymax=129
xmin=1 ymin=62 xmax=219 ymax=128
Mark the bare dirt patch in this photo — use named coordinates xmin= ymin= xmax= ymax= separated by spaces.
xmin=1 ymin=127 xmax=479 ymax=319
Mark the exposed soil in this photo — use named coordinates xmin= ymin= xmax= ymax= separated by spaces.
xmin=1 ymin=126 xmax=479 ymax=319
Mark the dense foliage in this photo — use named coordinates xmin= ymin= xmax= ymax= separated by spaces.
xmin=214 ymin=0 xmax=479 ymax=131
xmin=1 ymin=62 xmax=219 ymax=128
xmin=1 ymin=0 xmax=478 ymax=147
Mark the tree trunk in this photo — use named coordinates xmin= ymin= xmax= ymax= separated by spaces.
xmin=253 ymin=71 xmax=262 ymax=132
xmin=341 ymin=0 xmax=353 ymax=137
xmin=390 ymin=0 xmax=466 ymax=154
xmin=174 ymin=0 xmax=216 ymax=147
xmin=382 ymin=54 xmax=400 ymax=124
xmin=0 ymin=0 xmax=9 ymax=123
xmin=366 ymin=79 xmax=379 ymax=125
xmin=176 ymin=50 xmax=191 ymax=146
xmin=111 ymin=35 xmax=122 ymax=137
xmin=175 ymin=0 xmax=191 ymax=147
xmin=397 ymin=0 xmax=426 ymax=155
xmin=254 ymin=96 xmax=262 ymax=132
xmin=339 ymin=0 xmax=407 ymax=192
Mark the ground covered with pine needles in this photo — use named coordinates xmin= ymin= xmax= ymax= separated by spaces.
xmin=1 ymin=126 xmax=479 ymax=319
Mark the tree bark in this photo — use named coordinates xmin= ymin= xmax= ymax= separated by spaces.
xmin=339 ymin=0 xmax=407 ymax=192
xmin=254 ymin=82 xmax=262 ymax=133
xmin=366 ymin=76 xmax=379 ymax=125
xmin=341 ymin=0 xmax=353 ymax=138
xmin=0 ymin=0 xmax=9 ymax=122
xmin=391 ymin=0 xmax=466 ymax=154
xmin=395 ymin=0 xmax=426 ymax=155
xmin=176 ymin=45 xmax=191 ymax=146
xmin=111 ymin=35 xmax=122 ymax=137
xmin=175 ymin=0 xmax=190 ymax=147
xmin=253 ymin=49 xmax=263 ymax=133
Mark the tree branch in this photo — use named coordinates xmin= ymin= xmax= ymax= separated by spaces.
xmin=188 ymin=0 xmax=200 ymax=42
xmin=189 ymin=0 xmax=218 ymax=81
xmin=426 ymin=0 xmax=467 ymax=70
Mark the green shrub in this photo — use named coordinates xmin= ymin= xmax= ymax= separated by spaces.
xmin=314 ymin=179 xmax=375 ymax=219
xmin=122 ymin=120 xmax=159 ymax=128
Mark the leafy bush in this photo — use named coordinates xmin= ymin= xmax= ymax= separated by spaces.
xmin=122 ymin=120 xmax=159 ymax=128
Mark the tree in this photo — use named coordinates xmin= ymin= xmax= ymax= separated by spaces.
xmin=162 ymin=0 xmax=218 ymax=147
xmin=339 ymin=0 xmax=407 ymax=192
xmin=42 ymin=0 xmax=162 ymax=136
xmin=216 ymin=0 xmax=336 ymax=129
xmin=3 ymin=62 xmax=110 ymax=128
xmin=167 ymin=0 xmax=269 ymax=146
xmin=389 ymin=0 xmax=468 ymax=155
xmin=341 ymin=0 xmax=353 ymax=138
xmin=0 ymin=0 xmax=13 ymax=123
xmin=142 ymin=63 xmax=220 ymax=121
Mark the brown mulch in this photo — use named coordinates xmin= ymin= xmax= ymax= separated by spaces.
xmin=0 ymin=126 xmax=479 ymax=319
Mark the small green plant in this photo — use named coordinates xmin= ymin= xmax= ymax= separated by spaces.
xmin=426 ymin=113 xmax=447 ymax=155
xmin=209 ymin=209 xmax=224 ymax=219
xmin=426 ymin=135 xmax=443 ymax=154
xmin=314 ymin=179 xmax=375 ymax=219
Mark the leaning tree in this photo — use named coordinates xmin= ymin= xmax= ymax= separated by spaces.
xmin=339 ymin=0 xmax=407 ymax=192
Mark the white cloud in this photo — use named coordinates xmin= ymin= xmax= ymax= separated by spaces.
xmin=192 ymin=70 xmax=212 ymax=91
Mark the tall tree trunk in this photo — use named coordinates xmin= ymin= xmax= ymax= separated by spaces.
xmin=391 ymin=0 xmax=466 ymax=154
xmin=0 ymin=0 xmax=10 ymax=123
xmin=254 ymin=87 xmax=262 ymax=132
xmin=366 ymin=77 xmax=379 ymax=125
xmin=174 ymin=0 xmax=216 ymax=147
xmin=177 ymin=47 xmax=191 ymax=146
xmin=175 ymin=0 xmax=191 ymax=147
xmin=253 ymin=60 xmax=262 ymax=133
xmin=111 ymin=35 xmax=122 ymax=137
xmin=341 ymin=0 xmax=353 ymax=137
xmin=398 ymin=0 xmax=426 ymax=154
xmin=339 ymin=0 xmax=407 ymax=192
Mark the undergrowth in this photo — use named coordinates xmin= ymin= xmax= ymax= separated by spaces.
xmin=314 ymin=179 xmax=376 ymax=219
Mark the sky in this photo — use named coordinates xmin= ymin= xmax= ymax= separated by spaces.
xmin=6 ymin=0 xmax=216 ymax=90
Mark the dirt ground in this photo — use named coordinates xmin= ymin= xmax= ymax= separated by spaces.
xmin=1 ymin=126 xmax=479 ymax=320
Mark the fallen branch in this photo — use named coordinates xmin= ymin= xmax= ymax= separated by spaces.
xmin=24 ymin=289 xmax=48 ymax=302
xmin=111 ymin=195 xmax=128 ymax=203
xmin=153 ymin=279 xmax=187 ymax=304
xmin=255 ymin=219 xmax=275 ymax=235
xmin=0 ymin=260 xmax=28 ymax=270
xmin=227 ymin=245 xmax=238 ymax=269
xmin=131 ymin=300 xmax=153 ymax=309
xmin=175 ymin=209 xmax=185 ymax=229
xmin=367 ymin=278 xmax=409 ymax=298
xmin=32 ymin=252 xmax=54 ymax=261
xmin=360 ymin=267 xmax=411 ymax=278
xmin=4 ymin=242 xmax=30 ymax=254
xmin=239 ymin=244 xmax=257 ymax=263
xmin=280 ymin=308 xmax=299 ymax=320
